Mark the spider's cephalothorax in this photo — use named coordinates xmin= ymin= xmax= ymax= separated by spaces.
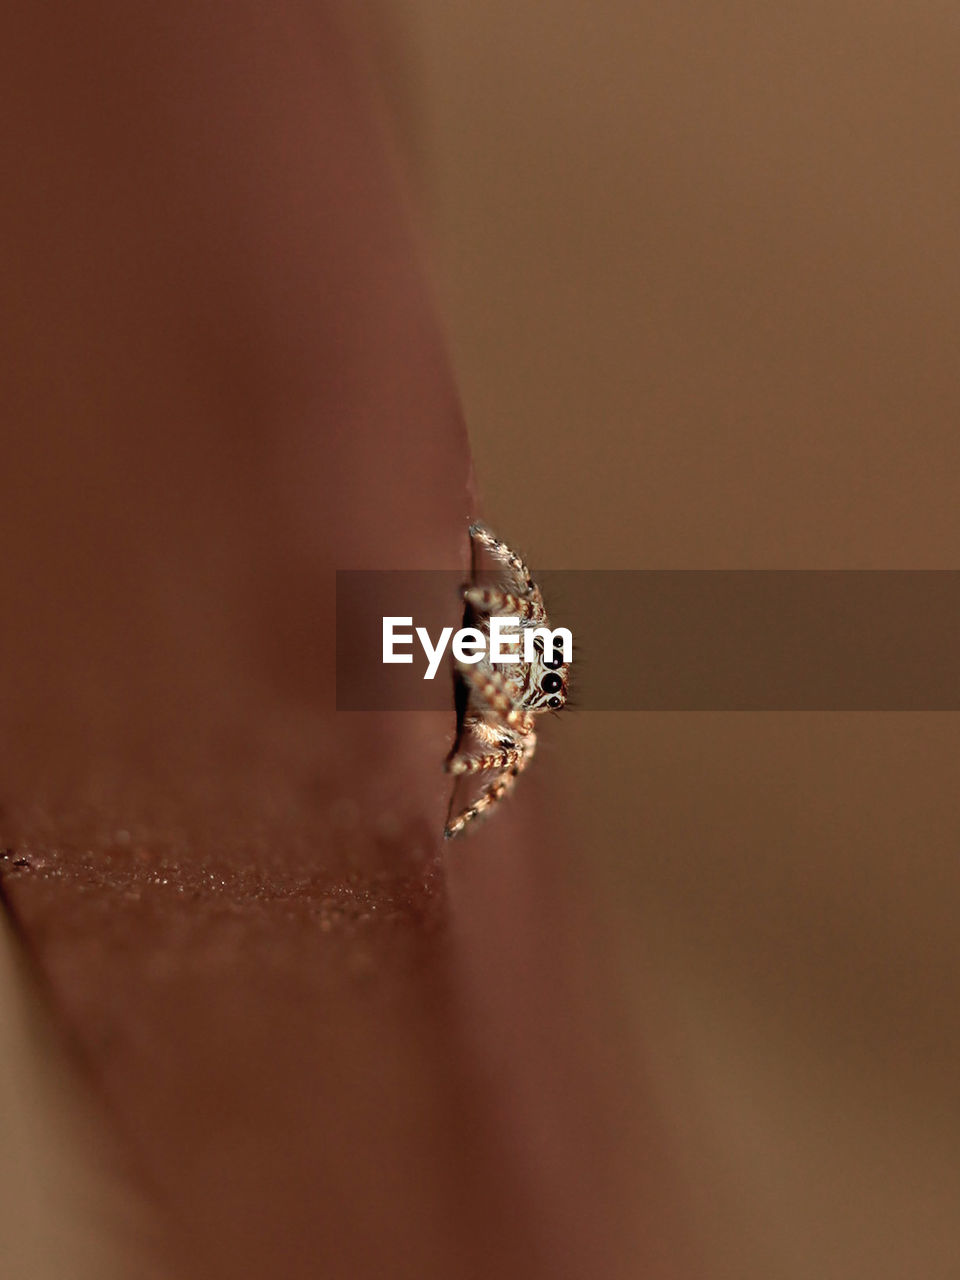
xmin=443 ymin=524 xmax=570 ymax=839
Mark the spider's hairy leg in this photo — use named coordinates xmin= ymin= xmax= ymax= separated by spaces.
xmin=443 ymin=731 xmax=536 ymax=837
xmin=444 ymin=749 xmax=530 ymax=837
xmin=444 ymin=767 xmax=519 ymax=838
xmin=455 ymin=661 xmax=530 ymax=732
xmin=463 ymin=586 xmax=545 ymax=623
xmin=468 ymin=524 xmax=537 ymax=597
xmin=447 ymin=746 xmax=525 ymax=776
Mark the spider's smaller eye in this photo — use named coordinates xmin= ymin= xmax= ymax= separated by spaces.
xmin=541 ymin=672 xmax=563 ymax=694
xmin=543 ymin=649 xmax=564 ymax=670
xmin=547 ymin=696 xmax=563 ymax=709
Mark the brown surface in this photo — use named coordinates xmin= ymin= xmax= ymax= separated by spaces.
xmin=6 ymin=3 xmax=960 ymax=1278
xmin=0 ymin=915 xmax=167 ymax=1280
xmin=393 ymin=3 xmax=960 ymax=1277
xmin=0 ymin=5 xmax=684 ymax=1279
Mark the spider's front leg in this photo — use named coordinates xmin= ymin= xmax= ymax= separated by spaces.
xmin=444 ymin=766 xmax=519 ymax=839
xmin=443 ymin=732 xmax=537 ymax=839
xmin=469 ymin=524 xmax=538 ymax=599
xmin=444 ymin=725 xmax=537 ymax=837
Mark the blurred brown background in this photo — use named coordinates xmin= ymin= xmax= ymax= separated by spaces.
xmin=3 ymin=3 xmax=960 ymax=1278
xmin=376 ymin=3 xmax=960 ymax=1277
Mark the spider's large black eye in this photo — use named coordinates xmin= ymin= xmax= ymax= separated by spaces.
xmin=547 ymin=695 xmax=563 ymax=709
xmin=541 ymin=672 xmax=562 ymax=693
xmin=543 ymin=648 xmax=564 ymax=669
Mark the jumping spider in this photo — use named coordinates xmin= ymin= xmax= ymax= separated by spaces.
xmin=444 ymin=524 xmax=570 ymax=839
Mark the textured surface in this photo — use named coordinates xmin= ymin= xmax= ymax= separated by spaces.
xmin=0 ymin=5 xmax=684 ymax=1278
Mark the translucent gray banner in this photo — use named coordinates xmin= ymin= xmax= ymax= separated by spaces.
xmin=336 ymin=571 xmax=960 ymax=710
